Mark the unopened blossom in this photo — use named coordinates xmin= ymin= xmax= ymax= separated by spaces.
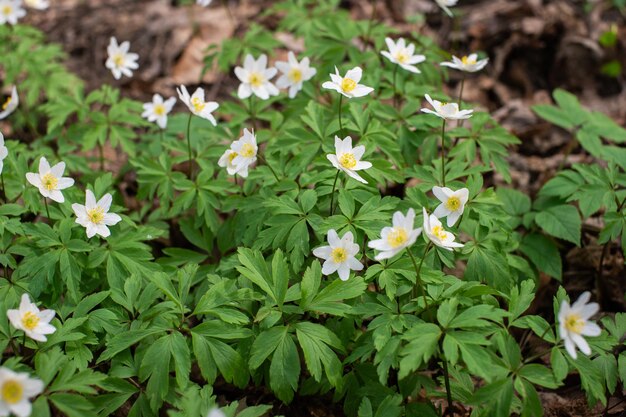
xmin=0 ymin=86 xmax=18 ymax=120
xmin=0 ymin=0 xmax=26 ymax=25
xmin=25 ymin=156 xmax=74 ymax=203
xmin=234 ymin=54 xmax=279 ymax=100
xmin=275 ymin=52 xmax=317 ymax=98
xmin=197 ymin=0 xmax=212 ymax=6
xmin=72 ymin=190 xmax=122 ymax=239
xmin=142 ymin=94 xmax=176 ymax=129
xmin=176 ymin=85 xmax=219 ymax=126
xmin=421 ymin=94 xmax=473 ymax=120
xmin=7 ymin=293 xmax=56 ymax=342
xmin=327 ymin=136 xmax=372 ymax=184
xmin=441 ymin=53 xmax=489 ymax=73
xmin=105 ymin=37 xmax=139 ymax=80
xmin=218 ymin=129 xmax=257 ymax=178
xmin=435 ymin=0 xmax=458 ymax=17
xmin=423 ymin=208 xmax=463 ymax=251
xmin=380 ymin=38 xmax=426 ymax=74
xmin=0 ymin=367 xmax=44 ymax=417
xmin=0 ymin=133 xmax=7 ymax=174
xmin=558 ymin=291 xmax=601 ymax=359
xmin=432 ymin=186 xmax=469 ymax=227
xmin=368 ymin=209 xmax=422 ymax=261
xmin=313 ymin=229 xmax=363 ymax=281
xmin=322 ymin=67 xmax=374 ymax=99
xmin=24 ymin=0 xmax=49 ymax=10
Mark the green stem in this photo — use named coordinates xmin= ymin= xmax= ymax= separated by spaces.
xmin=257 ymin=154 xmax=280 ymax=182
xmin=456 ymin=75 xmax=465 ymax=106
xmin=186 ymin=113 xmax=194 ymax=180
xmin=1 ymin=172 xmax=5 ymax=202
xmin=98 ymin=141 xmax=104 ymax=171
xmin=329 ymin=170 xmax=340 ymax=215
xmin=43 ymin=197 xmax=50 ymax=220
xmin=441 ymin=350 xmax=454 ymax=416
xmin=392 ymin=65 xmax=399 ymax=108
xmin=249 ymin=96 xmax=257 ymax=130
xmin=160 ymin=128 xmax=164 ymax=143
xmin=406 ymin=243 xmax=431 ymax=312
xmin=440 ymin=119 xmax=447 ymax=187
xmin=364 ymin=0 xmax=378 ymax=48
xmin=338 ymin=94 xmax=344 ymax=135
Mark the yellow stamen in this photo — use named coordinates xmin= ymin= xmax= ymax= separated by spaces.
xmin=564 ymin=313 xmax=585 ymax=334
xmin=240 ymin=143 xmax=255 ymax=158
xmin=191 ymin=97 xmax=205 ymax=113
xmin=153 ymin=104 xmax=166 ymax=116
xmin=395 ymin=52 xmax=409 ymax=64
xmin=331 ymin=247 xmax=347 ymax=263
xmin=1 ymin=380 xmax=23 ymax=404
xmin=249 ymin=73 xmax=263 ymax=88
xmin=340 ymin=78 xmax=357 ymax=93
xmin=432 ymin=225 xmax=448 ymax=241
xmin=461 ymin=56 xmax=476 ymax=65
xmin=288 ymin=68 xmax=302 ymax=83
xmin=445 ymin=196 xmax=461 ymax=211
xmin=2 ymin=97 xmax=11 ymax=111
xmin=387 ymin=228 xmax=408 ymax=248
xmin=113 ymin=54 xmax=125 ymax=67
xmin=21 ymin=311 xmax=40 ymax=331
xmin=228 ymin=152 xmax=238 ymax=164
xmin=41 ymin=173 xmax=58 ymax=191
xmin=2 ymin=5 xmax=12 ymax=16
xmin=339 ymin=153 xmax=357 ymax=169
xmin=87 ymin=206 xmax=105 ymax=225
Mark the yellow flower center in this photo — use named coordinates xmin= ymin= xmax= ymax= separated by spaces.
xmin=41 ymin=173 xmax=58 ymax=191
xmin=240 ymin=143 xmax=255 ymax=158
xmin=21 ymin=311 xmax=40 ymax=331
xmin=340 ymin=78 xmax=357 ymax=93
xmin=288 ymin=68 xmax=303 ymax=83
xmin=461 ymin=56 xmax=476 ymax=65
xmin=153 ymin=104 xmax=166 ymax=116
xmin=191 ymin=97 xmax=205 ymax=113
xmin=87 ymin=206 xmax=105 ymax=225
xmin=1 ymin=380 xmax=23 ymax=404
xmin=564 ymin=313 xmax=585 ymax=334
xmin=432 ymin=225 xmax=448 ymax=241
xmin=387 ymin=228 xmax=408 ymax=248
xmin=249 ymin=72 xmax=264 ymax=88
xmin=395 ymin=51 xmax=409 ymax=64
xmin=113 ymin=53 xmax=125 ymax=67
xmin=2 ymin=97 xmax=11 ymax=111
xmin=331 ymin=247 xmax=347 ymax=263
xmin=2 ymin=5 xmax=12 ymax=16
xmin=445 ymin=196 xmax=461 ymax=211
xmin=339 ymin=153 xmax=357 ymax=169
xmin=228 ymin=152 xmax=238 ymax=164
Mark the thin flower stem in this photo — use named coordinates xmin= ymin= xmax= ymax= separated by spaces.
xmin=441 ymin=349 xmax=454 ymax=416
xmin=249 ymin=96 xmax=257 ymax=130
xmin=257 ymin=154 xmax=280 ymax=182
xmin=98 ymin=141 xmax=105 ymax=171
xmin=329 ymin=170 xmax=340 ymax=215
xmin=186 ymin=113 xmax=194 ymax=180
xmin=440 ymin=119 xmax=447 ymax=187
xmin=1 ymin=172 xmax=6 ymax=202
xmin=338 ymin=94 xmax=344 ymax=135
xmin=392 ymin=65 xmax=399 ymax=108
xmin=406 ymin=243 xmax=431 ymax=312
xmin=456 ymin=75 xmax=466 ymax=106
xmin=43 ymin=198 xmax=50 ymax=220
xmin=160 ymin=128 xmax=164 ymax=143
xmin=364 ymin=0 xmax=378 ymax=48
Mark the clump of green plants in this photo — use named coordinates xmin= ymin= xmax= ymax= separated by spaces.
xmin=0 ymin=0 xmax=625 ymax=416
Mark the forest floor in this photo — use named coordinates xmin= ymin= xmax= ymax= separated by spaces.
xmin=20 ymin=0 xmax=626 ymax=415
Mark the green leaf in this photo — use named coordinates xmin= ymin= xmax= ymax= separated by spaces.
xmin=534 ymin=205 xmax=581 ymax=246
xmin=520 ymin=233 xmax=562 ymax=280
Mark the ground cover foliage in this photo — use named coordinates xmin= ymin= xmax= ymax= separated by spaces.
xmin=0 ymin=0 xmax=625 ymax=416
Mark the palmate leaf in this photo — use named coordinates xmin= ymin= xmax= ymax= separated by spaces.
xmin=534 ymin=205 xmax=581 ymax=246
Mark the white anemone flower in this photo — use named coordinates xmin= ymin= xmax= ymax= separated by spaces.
xmin=7 ymin=293 xmax=56 ymax=342
xmin=25 ymin=156 xmax=74 ymax=203
xmin=322 ymin=67 xmax=374 ymax=99
xmin=176 ymin=85 xmax=219 ymax=126
xmin=105 ymin=37 xmax=139 ymax=80
xmin=380 ymin=38 xmax=426 ymax=74
xmin=0 ymin=0 xmax=26 ymax=25
xmin=0 ymin=133 xmax=7 ymax=175
xmin=24 ymin=0 xmax=49 ymax=10
xmin=435 ymin=0 xmax=458 ymax=17
xmin=421 ymin=94 xmax=473 ymax=120
xmin=218 ymin=128 xmax=257 ymax=178
xmin=368 ymin=209 xmax=422 ymax=261
xmin=326 ymin=136 xmax=372 ymax=184
xmin=197 ymin=0 xmax=212 ymax=6
xmin=142 ymin=94 xmax=176 ymax=129
xmin=432 ymin=186 xmax=469 ymax=227
xmin=441 ymin=53 xmax=489 ymax=73
xmin=275 ymin=52 xmax=317 ymax=98
xmin=558 ymin=291 xmax=602 ymax=359
xmin=313 ymin=229 xmax=364 ymax=281
xmin=423 ymin=208 xmax=463 ymax=251
xmin=72 ymin=190 xmax=122 ymax=239
xmin=234 ymin=54 xmax=279 ymax=100
xmin=0 ymin=367 xmax=44 ymax=417
xmin=0 ymin=86 xmax=18 ymax=120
